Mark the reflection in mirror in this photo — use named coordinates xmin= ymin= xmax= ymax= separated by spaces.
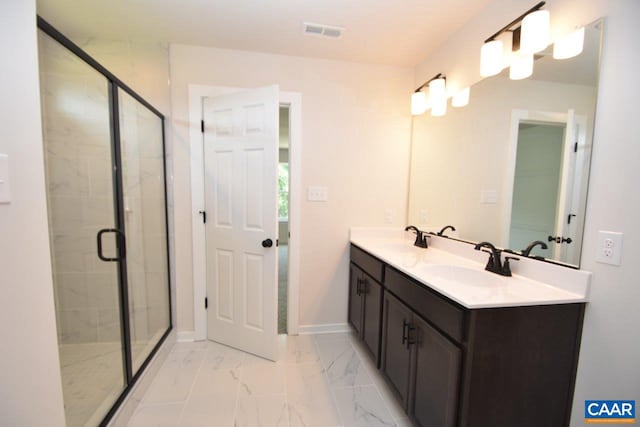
xmin=408 ymin=21 xmax=602 ymax=267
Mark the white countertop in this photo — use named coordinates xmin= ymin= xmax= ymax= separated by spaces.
xmin=350 ymin=228 xmax=591 ymax=309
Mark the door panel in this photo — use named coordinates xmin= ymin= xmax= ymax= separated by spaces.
xmin=362 ymin=275 xmax=382 ymax=364
xmin=348 ymin=264 xmax=363 ymax=334
xmin=411 ymin=316 xmax=461 ymax=427
xmin=381 ymin=292 xmax=413 ymax=410
xmin=204 ymin=86 xmax=279 ymax=361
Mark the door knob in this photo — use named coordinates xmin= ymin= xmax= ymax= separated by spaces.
xmin=261 ymin=238 xmax=273 ymax=248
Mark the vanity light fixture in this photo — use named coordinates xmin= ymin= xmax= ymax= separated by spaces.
xmin=480 ymin=40 xmax=504 ymax=77
xmin=411 ymin=91 xmax=428 ymax=115
xmin=429 ymin=76 xmax=447 ymax=116
xmin=480 ymin=2 xmax=546 ymax=78
xmin=411 ymin=73 xmax=445 ymax=116
xmin=452 ymin=87 xmax=470 ymax=107
xmin=509 ymin=51 xmax=534 ymax=80
xmin=520 ymin=9 xmax=550 ymax=53
xmin=553 ymin=27 xmax=585 ymax=59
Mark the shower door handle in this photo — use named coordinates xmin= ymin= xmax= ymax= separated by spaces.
xmin=97 ymin=228 xmax=126 ymax=261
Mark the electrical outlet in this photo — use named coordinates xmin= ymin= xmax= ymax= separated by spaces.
xmin=596 ymin=231 xmax=623 ymax=265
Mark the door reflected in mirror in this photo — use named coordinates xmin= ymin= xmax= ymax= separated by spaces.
xmin=408 ymin=21 xmax=602 ymax=267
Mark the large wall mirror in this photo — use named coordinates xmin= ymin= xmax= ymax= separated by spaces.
xmin=408 ymin=21 xmax=603 ymax=267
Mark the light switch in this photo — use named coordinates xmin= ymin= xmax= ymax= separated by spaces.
xmin=481 ymin=190 xmax=498 ymax=204
xmin=0 ymin=154 xmax=11 ymax=204
xmin=308 ymin=186 xmax=328 ymax=202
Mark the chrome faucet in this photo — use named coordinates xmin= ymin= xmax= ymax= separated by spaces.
xmin=437 ymin=225 xmax=456 ymax=237
xmin=474 ymin=241 xmax=519 ymax=276
xmin=521 ymin=240 xmax=548 ymax=257
xmin=405 ymin=225 xmax=428 ymax=248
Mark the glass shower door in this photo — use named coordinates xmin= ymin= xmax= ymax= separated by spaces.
xmin=38 ymin=32 xmax=126 ymax=426
xmin=118 ymin=89 xmax=171 ymax=374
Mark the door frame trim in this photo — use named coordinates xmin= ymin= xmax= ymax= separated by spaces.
xmin=188 ymin=85 xmax=301 ymax=340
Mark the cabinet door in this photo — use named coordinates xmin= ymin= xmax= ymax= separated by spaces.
xmin=348 ymin=263 xmax=363 ymax=335
xmin=362 ymin=274 xmax=382 ymax=364
xmin=410 ymin=316 xmax=461 ymax=427
xmin=381 ymin=292 xmax=413 ymax=410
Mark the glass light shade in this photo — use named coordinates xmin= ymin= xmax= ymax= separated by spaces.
xmin=429 ymin=78 xmax=447 ymax=116
xmin=553 ymin=27 xmax=585 ymax=59
xmin=452 ymin=87 xmax=470 ymax=107
xmin=411 ymin=91 xmax=428 ymax=115
xmin=510 ymin=52 xmax=534 ymax=80
xmin=480 ymin=40 xmax=504 ymax=77
xmin=521 ymin=10 xmax=550 ymax=53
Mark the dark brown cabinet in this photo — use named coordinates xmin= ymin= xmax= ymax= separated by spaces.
xmin=349 ymin=244 xmax=586 ymax=427
xmin=380 ymin=292 xmax=413 ymax=410
xmin=411 ymin=314 xmax=461 ymax=427
xmin=349 ymin=246 xmax=384 ymax=365
xmin=381 ymin=291 xmax=461 ymax=426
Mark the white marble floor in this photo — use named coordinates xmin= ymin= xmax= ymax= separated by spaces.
xmin=127 ymin=333 xmax=414 ymax=427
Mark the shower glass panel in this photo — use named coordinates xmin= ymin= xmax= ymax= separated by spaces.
xmin=118 ymin=89 xmax=170 ymax=374
xmin=38 ymin=31 xmax=126 ymax=427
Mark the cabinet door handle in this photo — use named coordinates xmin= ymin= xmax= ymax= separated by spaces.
xmin=406 ymin=324 xmax=417 ymax=348
xmin=356 ymin=277 xmax=362 ymax=296
xmin=402 ymin=320 xmax=409 ymax=346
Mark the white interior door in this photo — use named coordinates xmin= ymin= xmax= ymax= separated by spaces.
xmin=553 ymin=109 xmax=577 ymax=261
xmin=203 ymin=85 xmax=279 ymax=361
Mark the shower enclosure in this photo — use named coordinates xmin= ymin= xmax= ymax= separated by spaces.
xmin=37 ymin=19 xmax=171 ymax=426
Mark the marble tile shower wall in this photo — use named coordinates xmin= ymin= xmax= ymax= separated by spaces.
xmin=39 ymin=32 xmax=122 ymax=344
xmin=40 ymin=33 xmax=170 ymax=346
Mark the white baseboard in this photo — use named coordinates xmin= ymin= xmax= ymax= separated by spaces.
xmin=297 ymin=323 xmax=352 ymax=335
xmin=176 ymin=331 xmax=195 ymax=342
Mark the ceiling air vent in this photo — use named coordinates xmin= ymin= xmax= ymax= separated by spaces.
xmin=303 ymin=22 xmax=343 ymax=39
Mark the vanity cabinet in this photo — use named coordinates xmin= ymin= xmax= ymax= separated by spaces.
xmin=349 ymin=244 xmax=586 ymax=427
xmin=349 ymin=246 xmax=384 ymax=365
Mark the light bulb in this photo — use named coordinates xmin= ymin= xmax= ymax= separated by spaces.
xmin=510 ymin=51 xmax=534 ymax=80
xmin=429 ymin=78 xmax=447 ymax=116
xmin=480 ymin=40 xmax=504 ymax=77
xmin=452 ymin=87 xmax=470 ymax=108
xmin=411 ymin=91 xmax=428 ymax=115
xmin=521 ymin=10 xmax=550 ymax=54
xmin=553 ymin=27 xmax=585 ymax=59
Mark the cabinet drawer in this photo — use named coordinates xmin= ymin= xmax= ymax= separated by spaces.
xmin=385 ymin=267 xmax=465 ymax=343
xmin=350 ymin=245 xmax=384 ymax=283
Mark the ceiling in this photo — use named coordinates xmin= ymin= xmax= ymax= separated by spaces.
xmin=36 ymin=0 xmax=494 ymax=67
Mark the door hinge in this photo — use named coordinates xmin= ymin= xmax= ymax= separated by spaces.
xmin=198 ymin=210 xmax=207 ymax=224
xmin=205 ymin=297 xmax=208 ymax=309
xmin=574 ymin=142 xmax=578 ymax=153
xmin=201 ymin=119 xmax=205 ymax=133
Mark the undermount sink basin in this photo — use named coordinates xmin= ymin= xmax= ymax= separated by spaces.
xmin=420 ymin=264 xmax=506 ymax=287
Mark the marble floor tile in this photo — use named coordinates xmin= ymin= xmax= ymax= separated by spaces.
xmin=128 ymin=402 xmax=183 ymax=427
xmin=314 ymin=335 xmax=373 ymax=388
xmin=143 ymin=349 xmax=205 ymax=404
xmin=280 ymin=334 xmax=321 ymax=364
xmin=235 ymin=394 xmax=289 ymax=427
xmin=333 ymin=385 xmax=396 ymax=427
xmin=126 ymin=335 xmax=417 ymax=427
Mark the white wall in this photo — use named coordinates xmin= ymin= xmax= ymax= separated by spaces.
xmin=169 ymin=45 xmax=413 ymax=331
xmin=0 ymin=1 xmax=66 ymax=425
xmin=414 ymin=0 xmax=640 ymax=423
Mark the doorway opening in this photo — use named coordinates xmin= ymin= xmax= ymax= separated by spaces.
xmin=278 ymin=105 xmax=290 ymax=334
